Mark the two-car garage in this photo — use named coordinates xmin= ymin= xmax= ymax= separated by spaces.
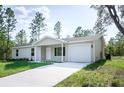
xmin=67 ymin=43 xmax=92 ymax=62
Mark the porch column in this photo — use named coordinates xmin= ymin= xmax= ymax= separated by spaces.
xmin=61 ymin=43 xmax=64 ymax=62
xmin=34 ymin=46 xmax=37 ymax=62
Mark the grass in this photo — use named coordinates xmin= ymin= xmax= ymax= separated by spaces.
xmin=55 ymin=56 xmax=124 ymax=87
xmin=0 ymin=60 xmax=51 ymax=78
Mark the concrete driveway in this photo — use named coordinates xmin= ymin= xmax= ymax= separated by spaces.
xmin=0 ymin=62 xmax=90 ymax=87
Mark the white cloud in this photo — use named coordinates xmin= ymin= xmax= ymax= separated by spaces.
xmin=18 ymin=18 xmax=32 ymax=25
xmin=12 ymin=6 xmax=51 ymax=41
xmin=15 ymin=6 xmax=31 ymax=19
xmin=33 ymin=6 xmax=50 ymax=20
xmin=15 ymin=6 xmax=50 ymax=19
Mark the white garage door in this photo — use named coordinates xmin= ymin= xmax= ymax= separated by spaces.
xmin=68 ymin=43 xmax=91 ymax=62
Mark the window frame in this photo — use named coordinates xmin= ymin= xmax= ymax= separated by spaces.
xmin=31 ymin=48 xmax=34 ymax=56
xmin=16 ymin=49 xmax=19 ymax=56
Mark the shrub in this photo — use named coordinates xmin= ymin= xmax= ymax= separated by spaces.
xmin=7 ymin=58 xmax=29 ymax=61
xmin=111 ymin=78 xmax=123 ymax=87
xmin=56 ymin=70 xmax=115 ymax=87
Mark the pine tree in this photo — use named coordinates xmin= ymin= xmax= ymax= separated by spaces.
xmin=5 ymin=7 xmax=16 ymax=59
xmin=73 ymin=26 xmax=93 ymax=37
xmin=15 ymin=29 xmax=27 ymax=46
xmin=29 ymin=12 xmax=46 ymax=42
xmin=54 ymin=21 xmax=61 ymax=39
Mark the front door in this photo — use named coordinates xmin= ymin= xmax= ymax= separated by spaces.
xmin=46 ymin=47 xmax=51 ymax=60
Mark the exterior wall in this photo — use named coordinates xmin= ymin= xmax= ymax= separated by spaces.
xmin=101 ymin=36 xmax=105 ymax=59
xmin=44 ymin=42 xmax=93 ymax=62
xmin=50 ymin=45 xmax=66 ymax=62
xmin=94 ymin=37 xmax=103 ymax=61
xmin=91 ymin=42 xmax=94 ymax=62
xmin=64 ymin=44 xmax=68 ymax=62
xmin=12 ymin=46 xmax=41 ymax=61
xmin=35 ymin=46 xmax=41 ymax=61
xmin=12 ymin=42 xmax=93 ymax=62
xmin=12 ymin=47 xmax=32 ymax=60
xmin=12 ymin=48 xmax=16 ymax=59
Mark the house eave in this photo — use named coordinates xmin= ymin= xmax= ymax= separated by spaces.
xmin=12 ymin=33 xmax=104 ymax=49
xmin=12 ymin=45 xmax=33 ymax=49
xmin=67 ymin=40 xmax=94 ymax=44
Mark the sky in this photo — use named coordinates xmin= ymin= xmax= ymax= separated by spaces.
xmin=5 ymin=5 xmax=119 ymax=43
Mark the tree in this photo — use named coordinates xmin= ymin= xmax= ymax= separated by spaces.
xmin=0 ymin=5 xmax=5 ymax=33
xmin=73 ymin=26 xmax=93 ymax=37
xmin=83 ymin=29 xmax=93 ymax=36
xmin=4 ymin=7 xmax=16 ymax=59
xmin=73 ymin=26 xmax=82 ymax=37
xmin=0 ymin=5 xmax=6 ymax=59
xmin=91 ymin=5 xmax=124 ymax=36
xmin=93 ymin=19 xmax=107 ymax=34
xmin=29 ymin=12 xmax=46 ymax=42
xmin=15 ymin=29 xmax=27 ymax=46
xmin=0 ymin=6 xmax=16 ymax=59
xmin=115 ymin=32 xmax=124 ymax=55
xmin=54 ymin=21 xmax=61 ymax=39
xmin=108 ymin=38 xmax=116 ymax=55
xmin=106 ymin=32 xmax=124 ymax=56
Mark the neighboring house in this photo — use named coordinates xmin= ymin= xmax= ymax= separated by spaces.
xmin=12 ymin=33 xmax=105 ymax=63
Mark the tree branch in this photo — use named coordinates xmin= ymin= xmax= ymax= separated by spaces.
xmin=105 ymin=5 xmax=124 ymax=35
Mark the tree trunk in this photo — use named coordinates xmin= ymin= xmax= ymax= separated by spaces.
xmin=106 ymin=5 xmax=124 ymax=36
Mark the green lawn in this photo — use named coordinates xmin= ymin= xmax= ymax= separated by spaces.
xmin=55 ymin=56 xmax=124 ymax=87
xmin=0 ymin=60 xmax=51 ymax=78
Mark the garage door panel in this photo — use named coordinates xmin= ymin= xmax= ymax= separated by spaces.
xmin=68 ymin=43 xmax=91 ymax=62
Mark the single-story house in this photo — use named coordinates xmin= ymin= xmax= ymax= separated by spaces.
xmin=12 ymin=33 xmax=105 ymax=63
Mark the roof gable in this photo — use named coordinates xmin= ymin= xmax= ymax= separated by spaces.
xmin=32 ymin=36 xmax=67 ymax=46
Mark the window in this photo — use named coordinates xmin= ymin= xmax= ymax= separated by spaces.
xmin=16 ymin=49 xmax=19 ymax=56
xmin=91 ymin=44 xmax=93 ymax=48
xmin=31 ymin=48 xmax=34 ymax=56
xmin=54 ymin=47 xmax=65 ymax=56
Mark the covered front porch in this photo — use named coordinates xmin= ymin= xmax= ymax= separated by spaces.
xmin=33 ymin=36 xmax=67 ymax=62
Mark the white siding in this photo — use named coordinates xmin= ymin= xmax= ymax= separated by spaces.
xmin=12 ymin=47 xmax=41 ymax=61
xmin=35 ymin=47 xmax=41 ymax=61
xmin=12 ymin=47 xmax=31 ymax=60
xmin=12 ymin=48 xmax=16 ymax=59
xmin=94 ymin=37 xmax=102 ymax=61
